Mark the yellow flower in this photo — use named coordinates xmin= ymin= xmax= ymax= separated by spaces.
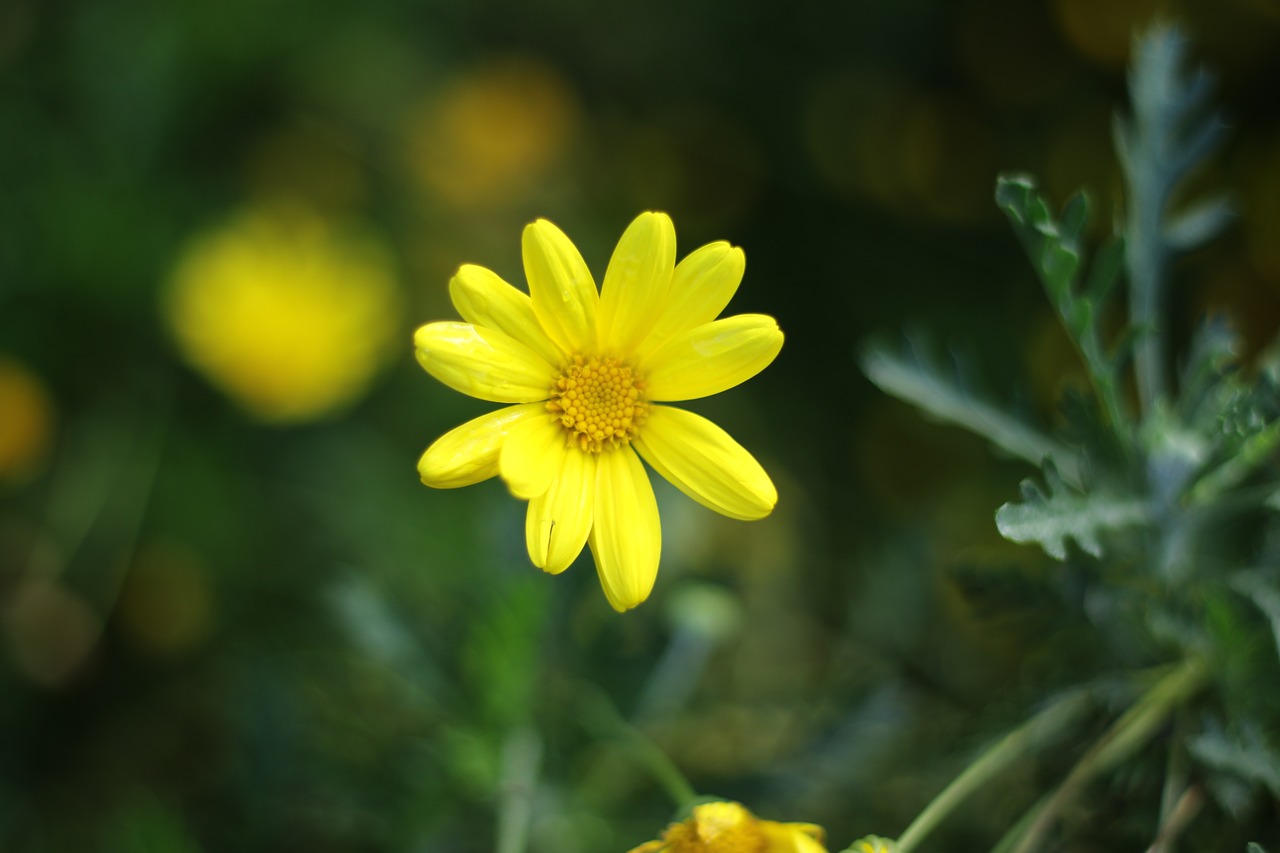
xmin=628 ymin=801 xmax=827 ymax=853
xmin=415 ymin=212 xmax=781 ymax=611
xmin=165 ymin=205 xmax=401 ymax=424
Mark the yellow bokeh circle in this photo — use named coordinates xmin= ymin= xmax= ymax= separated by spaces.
xmin=165 ymin=204 xmax=402 ymax=423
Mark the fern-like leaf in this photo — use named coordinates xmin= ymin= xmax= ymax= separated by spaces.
xmin=860 ymin=336 xmax=1083 ymax=487
xmin=996 ymin=175 xmax=1130 ymax=436
xmin=995 ymin=462 xmax=1146 ymax=560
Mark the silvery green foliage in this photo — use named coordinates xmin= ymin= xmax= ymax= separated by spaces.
xmin=995 ymin=461 xmax=1145 ymax=561
xmin=860 ymin=336 xmax=1084 ymax=487
xmin=862 ymin=23 xmax=1280 ymax=830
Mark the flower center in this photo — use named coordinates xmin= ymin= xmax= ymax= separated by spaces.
xmin=661 ymin=803 xmax=768 ymax=853
xmin=547 ymin=355 xmax=648 ymax=453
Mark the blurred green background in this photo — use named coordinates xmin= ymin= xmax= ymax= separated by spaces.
xmin=2 ymin=0 xmax=1279 ymax=850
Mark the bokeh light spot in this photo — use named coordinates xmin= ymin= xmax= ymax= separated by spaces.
xmin=116 ymin=540 xmax=215 ymax=659
xmin=1051 ymin=0 xmax=1167 ymax=67
xmin=164 ymin=203 xmax=402 ymax=424
xmin=403 ymin=58 xmax=580 ymax=210
xmin=0 ymin=357 xmax=54 ymax=482
xmin=4 ymin=577 xmax=99 ymax=687
xmin=955 ymin=0 xmax=1073 ymax=107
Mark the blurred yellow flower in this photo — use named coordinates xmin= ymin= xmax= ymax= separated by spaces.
xmin=165 ymin=205 xmax=401 ymax=423
xmin=0 ymin=356 xmax=54 ymax=481
xmin=403 ymin=58 xmax=580 ymax=209
xmin=415 ymin=212 xmax=781 ymax=611
xmin=628 ymin=801 xmax=827 ymax=853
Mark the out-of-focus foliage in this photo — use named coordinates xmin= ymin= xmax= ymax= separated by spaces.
xmin=864 ymin=25 xmax=1280 ymax=851
xmin=2 ymin=0 xmax=1279 ymax=851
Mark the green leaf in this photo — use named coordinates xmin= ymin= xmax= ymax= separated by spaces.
xmin=1141 ymin=402 xmax=1210 ymax=506
xmin=1183 ymin=339 xmax=1280 ymax=505
xmin=1120 ymin=23 xmax=1229 ymax=411
xmin=1189 ymin=720 xmax=1280 ymax=798
xmin=1164 ymin=195 xmax=1233 ymax=250
xmin=995 ymin=175 xmax=1084 ymax=306
xmin=1229 ymin=570 xmax=1280 ymax=665
xmin=1085 ymin=234 xmax=1125 ymax=303
xmin=1060 ymin=191 xmax=1090 ymax=245
xmin=1176 ymin=317 xmax=1239 ymax=428
xmin=995 ymin=461 xmax=1146 ymax=560
xmin=860 ymin=336 xmax=1083 ymax=487
xmin=994 ymin=174 xmax=1131 ymax=435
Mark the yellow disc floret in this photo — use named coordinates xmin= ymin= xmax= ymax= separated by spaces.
xmin=547 ymin=355 xmax=647 ymax=453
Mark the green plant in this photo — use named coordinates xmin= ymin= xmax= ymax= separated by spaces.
xmin=862 ymin=24 xmax=1279 ymax=852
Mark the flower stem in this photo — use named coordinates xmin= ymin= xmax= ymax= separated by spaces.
xmin=1008 ymin=657 xmax=1209 ymax=853
xmin=579 ymin=687 xmax=698 ymax=808
xmin=894 ymin=689 xmax=1092 ymax=853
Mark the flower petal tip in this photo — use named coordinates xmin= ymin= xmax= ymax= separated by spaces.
xmin=605 ymin=591 xmax=646 ymax=613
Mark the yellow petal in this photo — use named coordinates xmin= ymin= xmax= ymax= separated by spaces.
xmin=522 ymin=219 xmax=598 ymax=355
xmin=589 ymin=448 xmax=660 ymax=611
xmin=598 ymin=212 xmax=676 ymax=355
xmin=498 ymin=410 xmax=569 ymax=499
xmin=760 ymin=822 xmax=829 ymax=853
xmin=525 ymin=449 xmax=594 ymax=573
xmin=642 ymin=314 xmax=783 ymax=401
xmin=414 ymin=322 xmax=555 ymax=403
xmin=418 ymin=403 xmax=546 ymax=488
xmin=635 ymin=241 xmax=745 ymax=362
xmin=623 ymin=843 xmax=666 ymax=853
xmin=448 ymin=264 xmax=565 ymax=366
xmin=792 ymin=832 xmax=828 ymax=853
xmin=634 ymin=405 xmax=776 ymax=520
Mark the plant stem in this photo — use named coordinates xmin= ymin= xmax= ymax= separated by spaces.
xmin=894 ymin=689 xmax=1092 ymax=853
xmin=988 ymin=794 xmax=1048 ymax=853
xmin=579 ymin=687 xmax=698 ymax=808
xmin=1008 ymin=657 xmax=1209 ymax=853
xmin=1127 ymin=174 xmax=1168 ymax=418
xmin=496 ymin=725 xmax=542 ymax=853
xmin=1146 ymin=785 xmax=1204 ymax=853
xmin=1157 ymin=713 xmax=1190 ymax=834
xmin=1124 ymin=29 xmax=1177 ymax=417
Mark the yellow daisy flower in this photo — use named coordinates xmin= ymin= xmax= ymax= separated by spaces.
xmin=415 ymin=212 xmax=781 ymax=611
xmin=628 ymin=801 xmax=827 ymax=853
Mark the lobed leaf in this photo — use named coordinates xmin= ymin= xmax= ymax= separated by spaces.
xmin=860 ymin=336 xmax=1083 ymax=487
xmin=995 ymin=174 xmax=1131 ymax=435
xmin=995 ymin=462 xmax=1146 ymax=560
